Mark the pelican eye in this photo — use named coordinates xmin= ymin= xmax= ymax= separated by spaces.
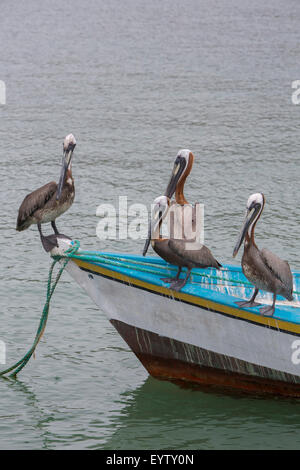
xmin=248 ymin=202 xmax=260 ymax=211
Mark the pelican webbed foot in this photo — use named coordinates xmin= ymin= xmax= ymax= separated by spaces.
xmin=51 ymin=222 xmax=72 ymax=240
xmin=235 ymin=300 xmax=261 ymax=308
xmin=40 ymin=234 xmax=59 ymax=252
xmin=38 ymin=223 xmax=72 ymax=252
xmin=37 ymin=223 xmax=58 ymax=252
xmin=235 ymin=288 xmax=261 ymax=309
xmin=170 ymin=268 xmax=191 ymax=292
xmin=170 ymin=279 xmax=187 ymax=292
xmin=55 ymin=233 xmax=72 ymax=241
xmin=51 ymin=221 xmax=72 ymax=242
xmin=259 ymin=294 xmax=276 ymax=317
xmin=40 ymin=234 xmax=72 ymax=252
xmin=259 ymin=305 xmax=275 ymax=316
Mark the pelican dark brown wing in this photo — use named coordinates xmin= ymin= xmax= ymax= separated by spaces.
xmin=260 ymin=248 xmax=294 ymax=301
xmin=168 ymin=239 xmax=222 ymax=269
xmin=16 ymin=181 xmax=57 ymax=231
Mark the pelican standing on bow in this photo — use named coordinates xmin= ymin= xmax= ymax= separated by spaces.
xmin=159 ymin=149 xmax=198 ymax=284
xmin=143 ymin=195 xmax=222 ymax=291
xmin=233 ymin=192 xmax=294 ymax=316
xmin=16 ymin=134 xmax=77 ymax=252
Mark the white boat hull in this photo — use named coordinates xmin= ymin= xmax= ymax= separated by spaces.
xmin=63 ymin=250 xmax=300 ymax=397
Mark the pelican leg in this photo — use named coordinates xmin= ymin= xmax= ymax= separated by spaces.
xmin=235 ymin=288 xmax=261 ymax=308
xmin=161 ymin=267 xmax=182 ymax=284
xmin=260 ymin=294 xmax=276 ymax=317
xmin=38 ymin=223 xmax=58 ymax=252
xmin=170 ymin=268 xmax=192 ymax=292
xmin=51 ymin=220 xmax=72 ymax=241
xmin=51 ymin=220 xmax=59 ymax=235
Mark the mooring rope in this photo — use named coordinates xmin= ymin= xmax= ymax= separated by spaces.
xmin=69 ymin=250 xmax=300 ymax=295
xmin=70 ymin=251 xmax=251 ymax=287
xmin=0 ymin=240 xmax=80 ymax=378
xmin=2 ymin=238 xmax=299 ymax=378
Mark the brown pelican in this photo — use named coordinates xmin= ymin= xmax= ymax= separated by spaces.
xmin=161 ymin=149 xmax=196 ymax=283
xmin=233 ymin=192 xmax=294 ymax=316
xmin=16 ymin=134 xmax=76 ymax=252
xmin=143 ymin=195 xmax=222 ymax=291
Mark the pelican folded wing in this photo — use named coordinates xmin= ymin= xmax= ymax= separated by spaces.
xmin=16 ymin=181 xmax=57 ymax=231
xmin=168 ymin=239 xmax=222 ymax=269
xmin=261 ymin=248 xmax=294 ymax=301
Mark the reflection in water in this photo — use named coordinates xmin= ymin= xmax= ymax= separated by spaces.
xmin=1 ymin=373 xmax=299 ymax=450
xmin=1 ymin=0 xmax=300 ymax=450
xmin=103 ymin=377 xmax=300 ymax=450
xmin=0 ymin=377 xmax=52 ymax=449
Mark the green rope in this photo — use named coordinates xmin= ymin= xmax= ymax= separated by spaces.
xmin=0 ymin=240 xmax=80 ymax=378
xmin=70 ymin=252 xmax=246 ymax=285
xmin=2 ymin=237 xmax=298 ymax=379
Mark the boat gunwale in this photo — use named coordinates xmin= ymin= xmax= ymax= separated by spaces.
xmin=69 ymin=253 xmax=300 ymax=336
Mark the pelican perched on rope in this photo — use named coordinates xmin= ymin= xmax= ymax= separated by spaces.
xmin=233 ymin=192 xmax=294 ymax=316
xmin=143 ymin=195 xmax=222 ymax=291
xmin=16 ymin=134 xmax=76 ymax=252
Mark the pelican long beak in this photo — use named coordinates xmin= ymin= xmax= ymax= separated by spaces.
xmin=143 ymin=207 xmax=161 ymax=256
xmin=143 ymin=221 xmax=152 ymax=256
xmin=233 ymin=206 xmax=259 ymax=257
xmin=164 ymin=157 xmax=187 ymax=199
xmin=56 ymin=147 xmax=74 ymax=200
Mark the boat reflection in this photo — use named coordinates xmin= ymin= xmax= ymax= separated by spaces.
xmin=102 ymin=376 xmax=300 ymax=450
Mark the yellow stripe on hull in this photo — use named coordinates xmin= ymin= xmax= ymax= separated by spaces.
xmin=73 ymin=258 xmax=300 ymax=336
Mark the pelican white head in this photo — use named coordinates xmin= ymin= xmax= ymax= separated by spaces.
xmin=164 ymin=149 xmax=193 ymax=199
xmin=233 ymin=192 xmax=265 ymax=257
xmin=143 ymin=195 xmax=170 ymax=256
xmin=63 ymin=133 xmax=76 ymax=151
xmin=153 ymin=195 xmax=170 ymax=217
xmin=177 ymin=149 xmax=191 ymax=162
xmin=246 ymin=192 xmax=264 ymax=210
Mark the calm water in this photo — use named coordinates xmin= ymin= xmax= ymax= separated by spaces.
xmin=0 ymin=0 xmax=300 ymax=450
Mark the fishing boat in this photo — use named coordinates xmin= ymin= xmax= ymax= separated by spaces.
xmin=53 ymin=239 xmax=300 ymax=397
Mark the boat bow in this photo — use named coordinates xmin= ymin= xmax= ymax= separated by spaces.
xmin=52 ymin=238 xmax=300 ymax=396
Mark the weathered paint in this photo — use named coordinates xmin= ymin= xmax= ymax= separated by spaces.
xmin=52 ymin=239 xmax=300 ymax=397
xmin=111 ymin=319 xmax=300 ymax=397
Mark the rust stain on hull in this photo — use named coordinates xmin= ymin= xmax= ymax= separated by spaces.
xmin=136 ymin=353 xmax=300 ymax=397
xmin=111 ymin=319 xmax=300 ymax=398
